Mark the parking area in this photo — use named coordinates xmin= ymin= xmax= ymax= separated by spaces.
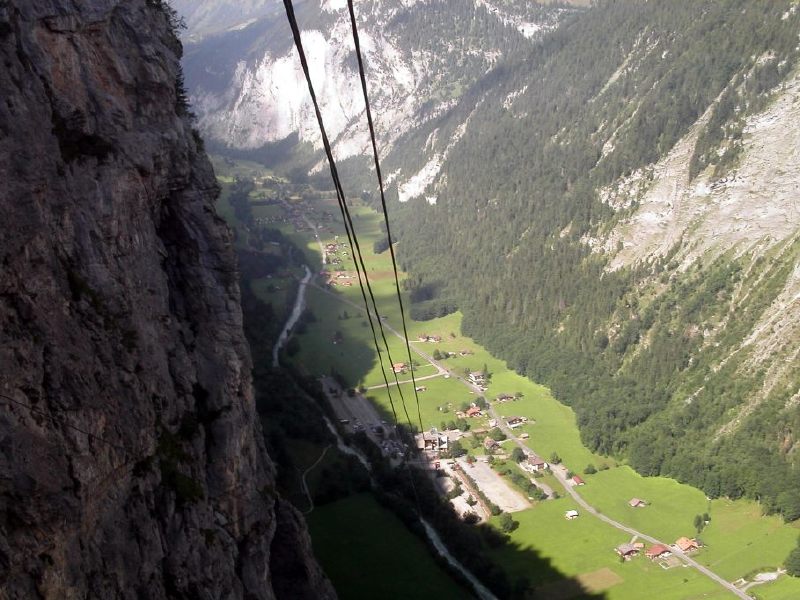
xmin=457 ymin=458 xmax=530 ymax=513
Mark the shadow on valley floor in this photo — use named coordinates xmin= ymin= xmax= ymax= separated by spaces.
xmin=239 ymin=263 xmax=608 ymax=600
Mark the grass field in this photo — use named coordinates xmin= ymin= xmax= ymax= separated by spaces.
xmin=215 ymin=158 xmax=800 ymax=600
xmin=307 ymin=494 xmax=470 ymax=599
xmin=490 ymin=499 xmax=729 ymax=600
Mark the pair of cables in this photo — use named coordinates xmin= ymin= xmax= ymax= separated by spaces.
xmin=281 ymin=0 xmax=425 ymax=437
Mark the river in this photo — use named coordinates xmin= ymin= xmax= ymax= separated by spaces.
xmin=272 ymin=264 xmax=312 ymax=367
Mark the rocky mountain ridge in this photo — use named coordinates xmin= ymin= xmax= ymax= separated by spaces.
xmin=0 ymin=1 xmax=333 ymax=597
xmin=182 ymin=0 xmax=575 ymax=189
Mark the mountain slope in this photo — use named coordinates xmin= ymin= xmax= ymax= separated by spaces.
xmin=181 ymin=0 xmax=575 ymax=187
xmin=393 ymin=0 xmax=800 ymax=513
xmin=0 ymin=1 xmax=333 ymax=597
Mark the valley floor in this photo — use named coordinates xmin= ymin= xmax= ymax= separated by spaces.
xmin=214 ymin=157 xmax=800 ymax=600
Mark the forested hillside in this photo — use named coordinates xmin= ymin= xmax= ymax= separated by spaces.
xmin=392 ymin=0 xmax=800 ymax=517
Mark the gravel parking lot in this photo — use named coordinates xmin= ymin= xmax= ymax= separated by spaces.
xmin=457 ymin=458 xmax=530 ymax=513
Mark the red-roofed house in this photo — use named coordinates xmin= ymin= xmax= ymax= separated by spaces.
xmin=571 ymin=475 xmax=585 ymax=486
xmin=645 ymin=544 xmax=671 ymax=559
xmin=615 ymin=543 xmax=639 ymax=559
xmin=675 ymin=537 xmax=699 ymax=552
xmin=466 ymin=406 xmax=482 ymax=417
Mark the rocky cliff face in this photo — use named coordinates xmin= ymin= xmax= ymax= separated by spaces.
xmin=0 ymin=1 xmax=333 ymax=598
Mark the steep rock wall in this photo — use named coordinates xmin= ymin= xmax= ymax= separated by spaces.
xmin=0 ymin=1 xmax=333 ymax=598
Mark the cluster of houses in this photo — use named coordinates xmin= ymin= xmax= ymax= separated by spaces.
xmin=417 ymin=334 xmax=442 ymax=343
xmin=615 ymin=537 xmax=702 ymax=561
xmin=323 ymin=242 xmax=343 ymax=264
xmin=320 ymin=270 xmax=354 ymax=287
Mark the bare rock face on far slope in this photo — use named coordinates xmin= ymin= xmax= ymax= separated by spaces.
xmin=0 ymin=1 xmax=334 ymax=598
xmin=603 ymin=70 xmax=800 ymax=271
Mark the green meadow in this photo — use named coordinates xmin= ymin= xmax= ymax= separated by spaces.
xmin=217 ymin=160 xmax=800 ymax=600
xmin=307 ymin=494 xmax=470 ymax=599
xmin=491 ymin=499 xmax=731 ymax=600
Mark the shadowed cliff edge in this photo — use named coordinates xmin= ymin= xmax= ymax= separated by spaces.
xmin=0 ymin=1 xmax=334 ymax=597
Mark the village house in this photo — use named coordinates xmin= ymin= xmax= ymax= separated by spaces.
xmin=496 ymin=393 xmax=514 ymax=403
xmin=675 ymin=537 xmax=700 ymax=552
xmin=645 ymin=544 xmax=671 ymax=560
xmin=571 ymin=475 xmax=585 ymax=486
xmin=616 ymin=543 xmax=639 ymax=559
xmin=392 ymin=362 xmax=407 ymax=374
xmin=421 ymin=433 xmax=449 ymax=454
xmin=466 ymin=406 xmax=482 ymax=418
xmin=484 ymin=437 xmax=500 ymax=451
xmin=628 ymin=498 xmax=647 ymax=508
xmin=565 ymin=510 xmax=579 ymax=520
xmin=519 ymin=433 xmax=530 ymax=440
xmin=521 ymin=455 xmax=548 ymax=473
xmin=415 ymin=386 xmax=427 ymax=392
xmin=468 ymin=371 xmax=487 ymax=385
xmin=506 ymin=416 xmax=528 ymax=428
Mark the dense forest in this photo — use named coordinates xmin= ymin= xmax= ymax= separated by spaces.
xmin=388 ymin=0 xmax=800 ymax=518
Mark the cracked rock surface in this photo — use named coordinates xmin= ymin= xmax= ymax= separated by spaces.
xmin=0 ymin=1 xmax=334 ymax=598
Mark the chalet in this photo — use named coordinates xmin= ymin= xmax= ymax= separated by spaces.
xmin=459 ymin=350 xmax=474 ymax=356
xmin=565 ymin=510 xmax=579 ymax=520
xmin=571 ymin=475 xmax=585 ymax=486
xmin=628 ymin=498 xmax=647 ymax=508
xmin=466 ymin=406 xmax=482 ymax=417
xmin=421 ymin=434 xmax=448 ymax=453
xmin=616 ymin=543 xmax=639 ymax=559
xmin=469 ymin=371 xmax=486 ymax=385
xmin=675 ymin=537 xmax=699 ymax=552
xmin=484 ymin=437 xmax=500 ymax=451
xmin=506 ymin=416 xmax=528 ymax=428
xmin=415 ymin=386 xmax=427 ymax=392
xmin=645 ymin=544 xmax=671 ymax=560
xmin=496 ymin=393 xmax=514 ymax=402
xmin=392 ymin=362 xmax=407 ymax=374
xmin=528 ymin=456 xmax=548 ymax=471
